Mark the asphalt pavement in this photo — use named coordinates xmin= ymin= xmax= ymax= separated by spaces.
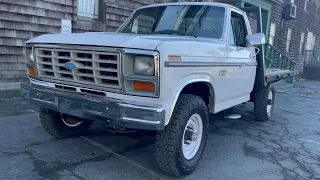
xmin=0 ymin=80 xmax=320 ymax=180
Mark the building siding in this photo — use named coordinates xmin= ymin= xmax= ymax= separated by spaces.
xmin=270 ymin=0 xmax=320 ymax=72
xmin=0 ymin=0 xmax=171 ymax=82
xmin=1 ymin=0 xmax=318 ymax=83
xmin=0 ymin=0 xmax=75 ymax=82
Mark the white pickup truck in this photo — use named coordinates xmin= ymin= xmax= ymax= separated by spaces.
xmin=21 ymin=2 xmax=295 ymax=177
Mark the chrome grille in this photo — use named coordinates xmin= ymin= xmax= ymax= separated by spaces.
xmin=35 ymin=48 xmax=121 ymax=89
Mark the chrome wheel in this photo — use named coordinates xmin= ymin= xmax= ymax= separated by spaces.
xmin=62 ymin=117 xmax=83 ymax=127
xmin=267 ymin=90 xmax=273 ymax=115
xmin=182 ymin=114 xmax=203 ymax=160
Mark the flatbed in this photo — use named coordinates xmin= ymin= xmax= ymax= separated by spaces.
xmin=265 ymin=68 xmax=293 ymax=83
xmin=242 ymin=6 xmax=296 ymax=86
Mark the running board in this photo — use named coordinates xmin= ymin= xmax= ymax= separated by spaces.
xmin=224 ymin=114 xmax=242 ymax=120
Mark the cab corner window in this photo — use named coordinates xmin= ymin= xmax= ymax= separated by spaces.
xmin=131 ymin=15 xmax=156 ymax=34
xmin=228 ymin=22 xmax=235 ymax=46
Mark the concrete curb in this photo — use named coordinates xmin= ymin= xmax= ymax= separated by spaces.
xmin=0 ymin=82 xmax=21 ymax=91
xmin=0 ymin=82 xmax=23 ymax=100
xmin=0 ymin=90 xmax=22 ymax=100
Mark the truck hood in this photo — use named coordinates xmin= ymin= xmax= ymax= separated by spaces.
xmin=26 ymin=32 xmax=166 ymax=50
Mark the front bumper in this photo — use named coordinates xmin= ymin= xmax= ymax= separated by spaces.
xmin=21 ymin=82 xmax=165 ymax=130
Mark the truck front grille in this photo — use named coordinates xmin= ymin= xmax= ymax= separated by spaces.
xmin=35 ymin=48 xmax=121 ymax=89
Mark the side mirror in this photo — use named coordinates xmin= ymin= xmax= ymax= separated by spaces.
xmin=246 ymin=33 xmax=266 ymax=47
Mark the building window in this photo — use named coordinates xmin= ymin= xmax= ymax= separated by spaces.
xmin=304 ymin=0 xmax=308 ymax=11
xmin=299 ymin=32 xmax=305 ymax=54
xmin=306 ymin=32 xmax=316 ymax=50
xmin=269 ymin=23 xmax=276 ymax=45
xmin=78 ymin=0 xmax=99 ymax=19
xmin=286 ymin=28 xmax=292 ymax=52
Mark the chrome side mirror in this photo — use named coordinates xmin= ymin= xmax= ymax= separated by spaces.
xmin=246 ymin=33 xmax=266 ymax=47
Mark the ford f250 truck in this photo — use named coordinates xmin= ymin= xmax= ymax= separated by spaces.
xmin=21 ymin=2 xmax=296 ymax=177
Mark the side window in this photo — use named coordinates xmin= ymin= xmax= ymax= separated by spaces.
xmin=230 ymin=12 xmax=248 ymax=47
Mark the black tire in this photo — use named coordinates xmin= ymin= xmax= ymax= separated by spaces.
xmin=155 ymin=94 xmax=209 ymax=177
xmin=39 ymin=109 xmax=93 ymax=139
xmin=254 ymin=84 xmax=275 ymax=122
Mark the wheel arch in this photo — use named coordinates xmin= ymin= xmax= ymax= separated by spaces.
xmin=165 ymin=77 xmax=215 ymax=126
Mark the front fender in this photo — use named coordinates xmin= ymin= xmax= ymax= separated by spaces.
xmin=164 ymin=73 xmax=215 ymax=125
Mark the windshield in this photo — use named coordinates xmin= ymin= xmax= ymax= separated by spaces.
xmin=118 ymin=5 xmax=226 ymax=39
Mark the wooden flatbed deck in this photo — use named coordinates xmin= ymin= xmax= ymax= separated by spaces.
xmin=264 ymin=68 xmax=294 ymax=83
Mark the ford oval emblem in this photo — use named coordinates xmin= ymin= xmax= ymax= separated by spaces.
xmin=64 ymin=62 xmax=78 ymax=71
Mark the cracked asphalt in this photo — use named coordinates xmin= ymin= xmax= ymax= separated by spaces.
xmin=0 ymin=80 xmax=319 ymax=180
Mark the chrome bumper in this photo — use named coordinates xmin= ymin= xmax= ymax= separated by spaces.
xmin=21 ymin=82 xmax=165 ymax=130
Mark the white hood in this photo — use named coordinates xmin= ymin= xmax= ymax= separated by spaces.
xmin=26 ymin=32 xmax=164 ymax=50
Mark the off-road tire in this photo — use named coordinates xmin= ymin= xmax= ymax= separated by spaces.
xmin=39 ymin=109 xmax=93 ymax=139
xmin=254 ymin=84 xmax=275 ymax=122
xmin=155 ymin=94 xmax=209 ymax=177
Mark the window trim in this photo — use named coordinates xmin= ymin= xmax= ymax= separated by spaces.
xmin=77 ymin=0 xmax=104 ymax=22
xmin=311 ymin=35 xmax=316 ymax=50
xmin=299 ymin=32 xmax=306 ymax=55
xmin=269 ymin=23 xmax=276 ymax=45
xmin=286 ymin=28 xmax=293 ymax=52
xmin=306 ymin=31 xmax=316 ymax=50
xmin=228 ymin=11 xmax=249 ymax=48
xmin=304 ymin=0 xmax=309 ymax=12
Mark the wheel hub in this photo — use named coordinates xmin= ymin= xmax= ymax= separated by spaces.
xmin=184 ymin=129 xmax=198 ymax=141
xmin=182 ymin=114 xmax=203 ymax=160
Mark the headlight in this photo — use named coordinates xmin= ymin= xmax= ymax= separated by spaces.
xmin=25 ymin=47 xmax=34 ymax=63
xmin=134 ymin=56 xmax=155 ymax=76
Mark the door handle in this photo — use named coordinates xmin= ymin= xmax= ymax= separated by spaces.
xmin=236 ymin=47 xmax=245 ymax=51
xmin=239 ymin=63 xmax=246 ymax=68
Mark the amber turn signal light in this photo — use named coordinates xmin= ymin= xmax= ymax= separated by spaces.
xmin=133 ymin=81 xmax=155 ymax=93
xmin=28 ymin=67 xmax=36 ymax=76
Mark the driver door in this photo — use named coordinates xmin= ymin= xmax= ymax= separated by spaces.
xmin=227 ymin=10 xmax=257 ymax=100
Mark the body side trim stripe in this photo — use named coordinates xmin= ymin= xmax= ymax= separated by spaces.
xmin=165 ymin=61 xmax=258 ymax=67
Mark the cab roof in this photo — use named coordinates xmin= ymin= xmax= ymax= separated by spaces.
xmin=136 ymin=2 xmax=244 ymax=13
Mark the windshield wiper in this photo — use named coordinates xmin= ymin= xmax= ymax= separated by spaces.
xmin=186 ymin=32 xmax=197 ymax=38
xmin=153 ymin=29 xmax=183 ymax=35
xmin=153 ymin=29 xmax=197 ymax=38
